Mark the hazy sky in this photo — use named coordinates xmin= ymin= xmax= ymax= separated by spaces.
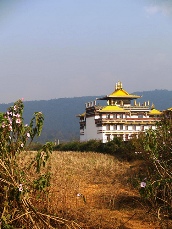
xmin=0 ymin=0 xmax=172 ymax=103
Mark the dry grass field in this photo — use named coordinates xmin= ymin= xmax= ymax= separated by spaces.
xmin=21 ymin=151 xmax=164 ymax=229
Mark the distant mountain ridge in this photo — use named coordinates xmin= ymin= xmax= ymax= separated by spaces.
xmin=0 ymin=90 xmax=172 ymax=142
xmin=132 ymin=89 xmax=172 ymax=110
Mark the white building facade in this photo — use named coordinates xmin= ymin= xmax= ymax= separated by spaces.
xmin=77 ymin=81 xmax=161 ymax=143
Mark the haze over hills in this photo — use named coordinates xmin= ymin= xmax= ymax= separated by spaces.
xmin=0 ymin=90 xmax=172 ymax=143
xmin=132 ymin=90 xmax=172 ymax=110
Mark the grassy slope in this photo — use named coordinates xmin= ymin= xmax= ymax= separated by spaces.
xmin=36 ymin=151 xmax=161 ymax=229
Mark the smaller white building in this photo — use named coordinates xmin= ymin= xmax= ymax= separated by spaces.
xmin=77 ymin=81 xmax=161 ymax=143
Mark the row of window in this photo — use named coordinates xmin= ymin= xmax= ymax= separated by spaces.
xmin=106 ymin=124 xmax=149 ymax=131
xmin=106 ymin=134 xmax=135 ymax=141
xmin=105 ymin=114 xmax=145 ymax=119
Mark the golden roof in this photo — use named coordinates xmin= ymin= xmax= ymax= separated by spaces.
xmin=98 ymin=81 xmax=141 ymax=100
xmin=109 ymin=88 xmax=129 ymax=97
xmin=76 ymin=112 xmax=85 ymax=117
xmin=100 ymin=105 xmax=127 ymax=113
xmin=149 ymin=108 xmax=162 ymax=115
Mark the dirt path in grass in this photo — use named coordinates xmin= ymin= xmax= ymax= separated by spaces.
xmin=48 ymin=152 xmax=167 ymax=229
xmin=78 ymin=183 xmax=161 ymax=229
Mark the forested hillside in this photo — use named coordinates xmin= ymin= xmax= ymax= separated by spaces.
xmin=0 ymin=89 xmax=172 ymax=143
xmin=133 ymin=89 xmax=172 ymax=110
xmin=0 ymin=96 xmax=103 ymax=143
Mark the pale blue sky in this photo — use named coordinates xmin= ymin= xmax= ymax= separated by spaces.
xmin=0 ymin=0 xmax=172 ymax=103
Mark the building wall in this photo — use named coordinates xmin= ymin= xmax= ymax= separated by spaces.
xmin=80 ymin=116 xmax=103 ymax=142
xmin=79 ymin=105 xmax=159 ymax=142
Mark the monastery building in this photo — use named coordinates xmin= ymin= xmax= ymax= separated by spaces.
xmin=77 ymin=81 xmax=162 ymax=143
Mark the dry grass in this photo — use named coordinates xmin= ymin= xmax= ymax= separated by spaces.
xmin=29 ymin=151 xmax=161 ymax=229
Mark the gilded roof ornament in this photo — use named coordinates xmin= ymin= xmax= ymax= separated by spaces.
xmin=116 ymin=81 xmax=123 ymax=90
xmin=151 ymin=103 xmax=155 ymax=109
xmin=97 ymin=81 xmax=141 ymax=100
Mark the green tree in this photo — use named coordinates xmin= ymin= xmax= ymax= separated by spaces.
xmin=0 ymin=99 xmax=80 ymax=229
xmin=135 ymin=110 xmax=172 ymax=221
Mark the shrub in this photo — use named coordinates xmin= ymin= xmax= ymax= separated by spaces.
xmin=133 ymin=110 xmax=172 ymax=221
xmin=0 ymin=100 xmax=81 ymax=228
xmin=54 ymin=137 xmax=138 ymax=161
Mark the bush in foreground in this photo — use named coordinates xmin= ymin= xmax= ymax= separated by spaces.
xmin=0 ymin=100 xmax=81 ymax=228
xmin=132 ymin=110 xmax=172 ymax=222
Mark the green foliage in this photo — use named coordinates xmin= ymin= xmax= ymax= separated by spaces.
xmin=33 ymin=173 xmax=51 ymax=192
xmin=101 ymin=137 xmax=123 ymax=154
xmin=0 ymin=112 xmax=3 ymax=123
xmin=27 ymin=141 xmax=43 ymax=151
xmin=0 ymin=99 xmax=54 ymax=228
xmin=133 ymin=110 xmax=172 ymax=221
xmin=55 ymin=140 xmax=102 ymax=152
xmin=54 ymin=137 xmax=136 ymax=161
xmin=0 ymin=100 xmax=80 ymax=228
xmin=29 ymin=111 xmax=44 ymax=139
xmin=35 ymin=142 xmax=53 ymax=173
xmin=79 ymin=139 xmax=102 ymax=152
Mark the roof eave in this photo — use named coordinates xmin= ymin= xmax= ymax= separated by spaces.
xmin=99 ymin=110 xmax=127 ymax=113
xmin=97 ymin=95 xmax=141 ymax=100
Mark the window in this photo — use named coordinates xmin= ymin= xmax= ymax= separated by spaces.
xmin=113 ymin=125 xmax=117 ymax=130
xmin=107 ymin=135 xmax=110 ymax=141
xmin=119 ymin=114 xmax=123 ymax=119
xmin=106 ymin=114 xmax=110 ymax=119
xmin=125 ymin=134 xmax=129 ymax=140
xmin=132 ymin=125 xmax=136 ymax=131
xmin=113 ymin=114 xmax=117 ymax=119
xmin=106 ymin=125 xmax=110 ymax=130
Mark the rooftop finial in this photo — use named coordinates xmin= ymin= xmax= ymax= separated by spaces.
xmin=116 ymin=81 xmax=122 ymax=90
xmin=151 ymin=103 xmax=155 ymax=109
